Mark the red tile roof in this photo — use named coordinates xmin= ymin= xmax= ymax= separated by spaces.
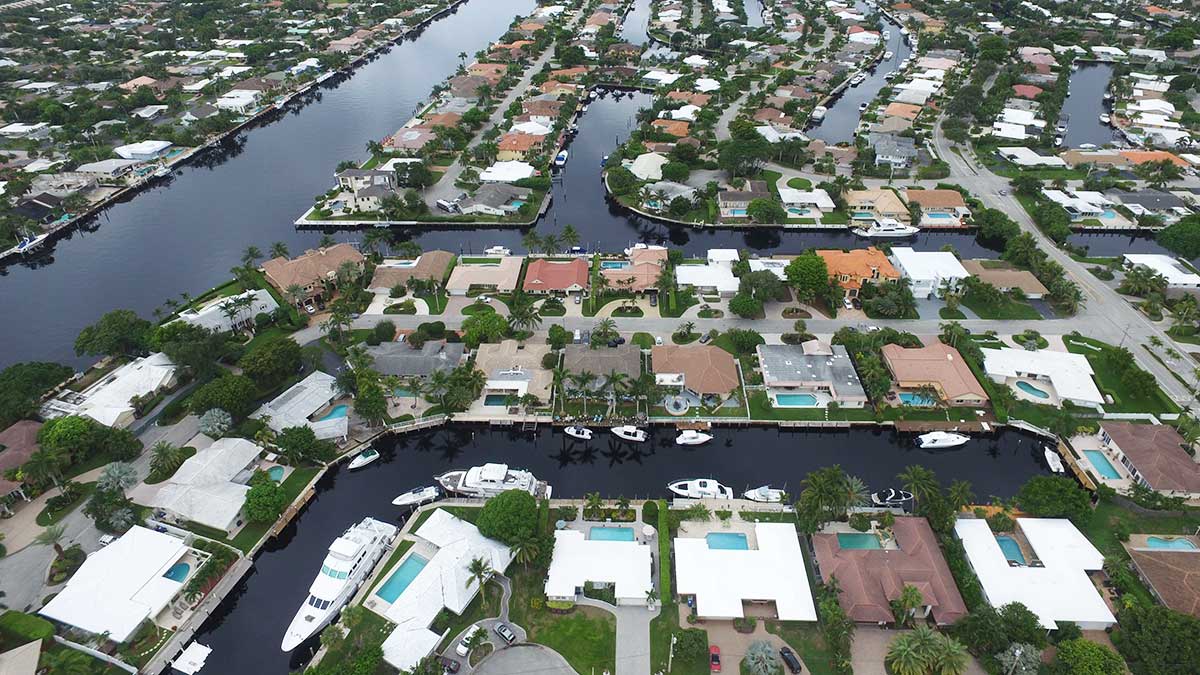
xmin=522 ymin=258 xmax=590 ymax=292
xmin=1102 ymin=422 xmax=1200 ymax=493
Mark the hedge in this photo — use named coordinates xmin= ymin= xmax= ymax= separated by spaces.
xmin=0 ymin=611 xmax=55 ymax=641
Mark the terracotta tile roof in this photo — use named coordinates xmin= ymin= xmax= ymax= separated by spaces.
xmin=1102 ymin=422 xmax=1200 ymax=493
xmin=666 ymin=91 xmax=712 ymax=106
xmin=883 ymin=102 xmax=922 ymax=120
xmin=368 ymin=251 xmax=455 ymax=290
xmin=651 ymin=345 xmax=739 ymax=395
xmin=498 ymin=133 xmax=546 ymax=152
xmin=262 ymin=244 xmax=364 ymax=291
xmin=522 ymin=258 xmax=590 ymax=292
xmin=881 ymin=343 xmax=988 ymax=402
xmin=651 ymin=119 xmax=691 ymax=137
xmin=812 ymin=517 xmax=967 ymax=625
xmin=549 ymin=66 xmax=589 ymax=81
xmin=1012 ymin=84 xmax=1043 ymax=99
xmin=1129 ymin=548 xmax=1200 ymax=616
xmin=817 ymin=247 xmax=900 ymax=290
xmin=0 ymin=420 xmax=43 ymax=494
xmin=904 ymin=189 xmax=966 ymax=209
xmin=959 ymin=260 xmax=1049 ymax=295
xmin=523 ymin=99 xmax=564 ymax=117
xmin=1119 ymin=150 xmax=1188 ymax=168
xmin=601 ymin=261 xmax=664 ymax=292
xmin=422 ymin=112 xmax=462 ymax=128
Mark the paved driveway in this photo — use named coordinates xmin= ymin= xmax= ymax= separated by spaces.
xmin=473 ymin=644 xmax=578 ymax=675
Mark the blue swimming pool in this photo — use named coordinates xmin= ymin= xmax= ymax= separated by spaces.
xmin=786 ymin=207 xmax=810 ymax=216
xmin=837 ymin=533 xmax=881 ymax=549
xmin=706 ymin=532 xmax=749 ymax=550
xmin=1102 ymin=209 xmax=1116 ymax=219
xmin=775 ymin=393 xmax=819 ymax=407
xmin=730 ymin=208 xmax=747 ymax=216
xmin=393 ymin=388 xmax=413 ymax=398
xmin=899 ymin=392 xmax=936 ymax=406
xmin=267 ymin=465 xmax=285 ymax=482
xmin=163 ymin=562 xmax=190 ymax=582
xmin=1146 ymin=536 xmax=1198 ymax=550
xmin=589 ymin=527 xmax=635 ymax=541
xmin=925 ymin=212 xmax=953 ymax=219
xmin=318 ymin=404 xmax=349 ymax=421
xmin=995 ymin=535 xmax=1026 ymax=564
xmin=851 ymin=211 xmax=874 ymax=219
xmin=509 ymin=200 xmax=526 ymax=207
xmin=1084 ymin=450 xmax=1122 ymax=479
xmin=375 ymin=554 xmax=429 ymax=603
xmin=1015 ymin=381 xmax=1050 ymax=399
xmin=600 ymin=260 xmax=630 ymax=270
xmin=484 ymin=394 xmax=510 ymax=406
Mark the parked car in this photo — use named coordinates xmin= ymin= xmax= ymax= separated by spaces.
xmin=655 ymin=336 xmax=664 ymax=346
xmin=649 ymin=294 xmax=658 ymax=306
xmin=454 ymin=625 xmax=478 ymax=656
xmin=98 ymin=534 xmax=116 ymax=548
xmin=779 ymin=646 xmax=802 ymax=673
xmin=304 ymin=303 xmax=316 ymax=315
xmin=842 ymin=295 xmax=853 ymax=310
xmin=438 ymin=656 xmax=461 ymax=674
xmin=572 ymin=329 xmax=582 ymax=344
xmin=582 ymin=330 xmax=591 ymax=345
xmin=574 ymin=293 xmax=582 ymax=304
xmin=710 ymin=645 xmax=721 ymax=672
xmin=494 ymin=623 xmax=517 ymax=645
xmin=699 ymin=333 xmax=712 ymax=344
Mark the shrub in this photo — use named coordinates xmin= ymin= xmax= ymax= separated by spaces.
xmin=849 ymin=512 xmax=872 ymax=531
xmin=0 ymin=611 xmax=54 ymax=641
xmin=477 ymin=490 xmax=538 ymax=545
xmin=541 ymin=352 xmax=559 ymax=369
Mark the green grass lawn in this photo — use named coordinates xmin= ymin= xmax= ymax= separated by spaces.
xmin=460 ymin=302 xmax=495 ymax=316
xmin=223 ymin=467 xmax=320 ymax=552
xmin=1064 ymin=336 xmax=1180 ymax=414
xmin=939 ymin=307 xmax=966 ymax=319
xmin=416 ymin=290 xmax=449 ymax=315
xmin=507 ymin=564 xmax=616 ymax=674
xmin=632 ymin=332 xmax=656 ymax=349
xmin=242 ymin=326 xmax=293 ymax=355
xmin=36 ymin=482 xmax=96 ymax=527
xmin=766 ymin=621 xmax=839 ymax=675
xmin=747 ymin=391 xmax=876 ymax=421
xmin=786 ymin=176 xmax=813 ymax=189
xmin=1082 ymin=500 xmax=1200 ymax=605
xmin=460 ymin=256 xmax=501 ymax=264
xmin=961 ymin=293 xmax=1042 ymax=320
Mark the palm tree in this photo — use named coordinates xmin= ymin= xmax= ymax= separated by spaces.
xmin=98 ymin=462 xmax=138 ymax=494
xmin=242 ymin=245 xmax=263 ymax=268
xmin=898 ymin=464 xmax=939 ymax=511
xmin=627 ymin=373 xmax=656 ymax=416
xmin=510 ymin=530 xmax=541 ymax=568
xmin=743 ymin=640 xmax=781 ymax=675
xmin=541 ymin=233 xmax=560 ymax=254
xmin=319 ymin=234 xmax=337 ymax=248
xmin=886 ymin=631 xmax=928 ymax=675
xmin=284 ymin=284 xmax=305 ymax=307
xmin=24 ymin=448 xmax=66 ymax=488
xmin=507 ymin=294 xmax=542 ymax=333
xmin=335 ymin=260 xmax=360 ymax=289
xmin=405 ymin=376 xmax=424 ymax=409
xmin=426 ymin=369 xmax=451 ymax=410
xmin=466 ymin=556 xmax=493 ymax=608
xmin=893 ymin=584 xmax=925 ymax=627
xmin=584 ymin=491 xmax=605 ymax=519
xmin=522 ymin=230 xmax=541 ymax=253
xmin=947 ymin=480 xmax=974 ymax=512
xmin=594 ymin=318 xmax=617 ymax=342
xmin=603 ymin=369 xmax=628 ymax=409
xmin=930 ymin=633 xmax=970 ymax=675
xmin=560 ymin=224 xmax=579 ymax=249
xmin=35 ymin=523 xmax=67 ymax=557
xmin=39 ymin=649 xmax=95 ymax=675
xmin=844 ymin=475 xmax=870 ymax=510
xmin=551 ymin=365 xmax=569 ymax=414
xmin=269 ymin=241 xmax=289 ymax=259
xmin=571 ymin=371 xmax=597 ymax=415
xmin=150 ymin=441 xmax=186 ymax=477
xmin=677 ymin=321 xmax=696 ymax=338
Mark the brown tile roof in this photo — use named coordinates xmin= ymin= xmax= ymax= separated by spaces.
xmin=369 ymin=250 xmax=455 ymax=290
xmin=1129 ymin=549 xmax=1200 ymax=616
xmin=883 ymin=102 xmax=922 ymax=120
xmin=1102 ymin=422 xmax=1200 ymax=493
xmin=817 ymin=247 xmax=900 ymax=290
xmin=262 ymin=244 xmax=364 ymax=291
xmin=650 ymin=119 xmax=691 ymax=137
xmin=666 ymin=91 xmax=712 ymax=106
xmin=1119 ymin=150 xmax=1188 ymax=168
xmin=903 ymin=189 xmax=966 ymax=209
xmin=563 ymin=344 xmax=642 ymax=380
xmin=651 ymin=345 xmax=739 ymax=395
xmin=1012 ymin=84 xmax=1044 ymax=99
xmin=881 ymin=343 xmax=988 ymax=402
xmin=523 ymin=99 xmax=564 ymax=117
xmin=498 ymin=133 xmax=546 ymax=153
xmin=812 ymin=517 xmax=968 ymax=625
xmin=960 ymin=260 xmax=1049 ymax=296
xmin=0 ymin=420 xmax=42 ymax=494
xmin=522 ymin=258 xmax=589 ymax=292
xmin=549 ymin=66 xmax=589 ymax=81
xmin=602 ymin=261 xmax=664 ymax=292
xmin=421 ymin=112 xmax=462 ymax=129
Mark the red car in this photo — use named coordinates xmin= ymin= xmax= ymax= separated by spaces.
xmin=709 ymin=645 xmax=721 ymax=672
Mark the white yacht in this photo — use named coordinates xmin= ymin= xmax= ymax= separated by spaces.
xmin=623 ymin=242 xmax=667 ymax=256
xmin=612 ymin=425 xmax=648 ymax=442
xmin=871 ymin=487 xmax=913 ymax=507
xmin=554 ymin=150 xmax=569 ymax=167
xmin=883 ymin=50 xmax=894 ymax=60
xmin=1044 ymin=446 xmax=1065 ymax=474
xmin=347 ymin=447 xmax=379 ymax=470
xmin=392 ymin=485 xmax=440 ymax=507
xmin=850 ymin=73 xmax=866 ymax=86
xmin=853 ymin=218 xmax=920 ymax=238
xmin=858 ymin=102 xmax=869 ymax=112
xmin=435 ymin=463 xmax=552 ymax=498
xmin=12 ymin=233 xmax=49 ymax=255
xmin=564 ymin=425 xmax=593 ymax=440
xmin=743 ymin=485 xmax=786 ymax=503
xmin=811 ymin=105 xmax=828 ymax=121
xmin=675 ymin=430 xmax=712 ymax=446
xmin=668 ymin=478 xmax=734 ymax=500
xmin=281 ymin=517 xmax=397 ymax=651
xmin=1099 ymin=113 xmax=1111 ymax=125
xmin=483 ymin=245 xmax=511 ymax=256
xmin=917 ymin=431 xmax=970 ymax=449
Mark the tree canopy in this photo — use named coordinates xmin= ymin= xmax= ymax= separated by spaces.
xmin=476 ymin=490 xmax=539 ymax=546
xmin=74 ymin=309 xmax=152 ymax=358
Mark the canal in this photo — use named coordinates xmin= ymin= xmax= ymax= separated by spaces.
xmin=620 ymin=0 xmax=651 ymax=46
xmin=187 ymin=424 xmax=1052 ymax=674
xmin=1062 ymin=63 xmax=1119 ymax=149
xmin=743 ymin=0 xmax=766 ymax=27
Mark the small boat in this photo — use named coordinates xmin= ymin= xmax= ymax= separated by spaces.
xmin=675 ymin=430 xmax=712 ymax=446
xmin=1103 ymin=92 xmax=1113 ymax=101
xmin=668 ymin=478 xmax=734 ymax=499
xmin=811 ymin=105 xmax=827 ymax=120
xmin=871 ymin=487 xmax=913 ymax=507
xmin=600 ymin=155 xmax=609 ymax=166
xmin=623 ymin=243 xmax=666 ymax=256
xmin=436 ymin=463 xmax=551 ymax=498
xmin=1044 ymin=446 xmax=1065 ymax=474
xmin=1099 ymin=114 xmax=1110 ymax=125
xmin=612 ymin=425 xmax=648 ymax=442
xmin=858 ymin=102 xmax=868 ymax=112
xmin=392 ymin=485 xmax=440 ymax=507
xmin=882 ymin=30 xmax=891 ymax=39
xmin=850 ymin=74 xmax=866 ymax=86
xmin=348 ymin=447 xmax=379 ymax=469
xmin=853 ymin=218 xmax=920 ymax=238
xmin=883 ymin=50 xmax=894 ymax=59
xmin=554 ymin=150 xmax=569 ymax=167
xmin=743 ymin=485 xmax=785 ymax=503
xmin=483 ymin=245 xmax=511 ymax=256
xmin=918 ymin=431 xmax=970 ymax=449
xmin=899 ymin=27 xmax=909 ymax=35
xmin=564 ymin=425 xmax=593 ymax=440
xmin=153 ymin=165 xmax=171 ymax=178
xmin=1054 ymin=136 xmax=1064 ymax=147
xmin=13 ymin=233 xmax=49 ymax=255
xmin=1079 ymin=142 xmax=1098 ymax=150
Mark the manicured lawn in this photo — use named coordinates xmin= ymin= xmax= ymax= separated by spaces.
xmin=632 ymin=332 xmax=656 ymax=349
xmin=508 ymin=564 xmax=616 ymax=674
xmin=416 ymin=290 xmax=448 ymax=315
xmin=820 ymin=210 xmax=849 ymax=224
xmin=960 ymin=293 xmax=1042 ymax=320
xmin=460 ymin=256 xmax=501 ymax=264
xmin=939 ymin=307 xmax=966 ymax=319
xmin=766 ymin=621 xmax=839 ymax=675
xmin=461 ymin=302 xmax=495 ymax=316
xmin=1064 ymin=336 xmax=1180 ymax=414
xmin=747 ymin=391 xmax=875 ymax=421
xmin=36 ymin=482 xmax=95 ymax=527
xmin=786 ymin=176 xmax=812 ymax=189
xmin=659 ymin=288 xmax=699 ymax=318
xmin=612 ymin=306 xmax=644 ymax=317
xmin=242 ymin=326 xmax=293 ymax=355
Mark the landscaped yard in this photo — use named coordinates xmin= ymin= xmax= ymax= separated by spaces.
xmin=766 ymin=621 xmax=839 ymax=675
xmin=1082 ymin=500 xmax=1200 ymax=605
xmin=507 ymin=564 xmax=617 ymax=675
xmin=960 ymin=293 xmax=1041 ymax=320
xmin=215 ymin=467 xmax=320 ymax=553
xmin=1064 ymin=336 xmax=1180 ymax=414
xmin=36 ymin=482 xmax=96 ymax=526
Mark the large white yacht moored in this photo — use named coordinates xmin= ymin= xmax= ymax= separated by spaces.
xmin=668 ymin=478 xmax=734 ymax=499
xmin=743 ymin=485 xmax=786 ymax=503
xmin=281 ymin=517 xmax=397 ymax=651
xmin=435 ymin=462 xmax=552 ymax=498
xmin=917 ymin=431 xmax=970 ymax=449
xmin=853 ymin=218 xmax=920 ymax=238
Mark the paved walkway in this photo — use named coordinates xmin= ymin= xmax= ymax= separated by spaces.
xmin=474 ymin=644 xmax=578 ymax=675
xmin=576 ymin=597 xmax=657 ymax=675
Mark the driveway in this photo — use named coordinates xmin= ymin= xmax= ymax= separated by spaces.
xmin=851 ymin=627 xmax=987 ymax=675
xmin=473 ymin=644 xmax=577 ymax=675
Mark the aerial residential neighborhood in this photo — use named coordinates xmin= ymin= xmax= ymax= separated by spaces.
xmin=2 ymin=0 xmax=1200 ymax=674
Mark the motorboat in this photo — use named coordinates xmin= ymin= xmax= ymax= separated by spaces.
xmin=281 ymin=517 xmax=397 ymax=651
xmin=392 ymin=485 xmax=440 ymax=507
xmin=1079 ymin=143 xmax=1098 ymax=150
xmin=1054 ymin=136 xmax=1064 ymax=147
xmin=347 ymin=447 xmax=379 ymax=470
xmin=850 ymin=74 xmax=866 ymax=86
xmin=871 ymin=487 xmax=913 ymax=507
xmin=899 ymin=27 xmax=909 ymax=35
xmin=153 ymin=165 xmax=171 ymax=178
xmin=483 ymin=245 xmax=511 ymax=256
xmin=743 ymin=485 xmax=786 ymax=503
xmin=435 ymin=463 xmax=552 ymax=498
xmin=882 ymin=30 xmax=891 ymax=39
xmin=1099 ymin=114 xmax=1110 ymax=125
xmin=853 ymin=218 xmax=920 ymax=238
xmin=883 ymin=51 xmax=894 ymax=60
xmin=811 ymin=105 xmax=827 ymax=120
xmin=858 ymin=102 xmax=869 ymax=112
xmin=612 ymin=425 xmax=648 ymax=442
xmin=668 ymin=478 xmax=734 ymax=499
xmin=13 ymin=233 xmax=49 ymax=255
xmin=600 ymin=154 xmax=609 ymax=166
xmin=1044 ymin=446 xmax=1065 ymax=474
xmin=623 ymin=243 xmax=666 ymax=256
xmin=564 ymin=425 xmax=593 ymax=441
xmin=675 ymin=430 xmax=712 ymax=446
xmin=917 ymin=431 xmax=970 ymax=449
xmin=554 ymin=150 xmax=569 ymax=167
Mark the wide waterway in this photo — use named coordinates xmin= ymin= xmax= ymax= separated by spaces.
xmin=1062 ymin=63 xmax=1119 ymax=149
xmin=185 ymin=424 xmax=1053 ymax=674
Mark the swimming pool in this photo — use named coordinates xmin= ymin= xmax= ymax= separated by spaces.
xmin=837 ymin=533 xmax=882 ymax=550
xmin=706 ymin=532 xmax=749 ymax=550
xmin=600 ymin=260 xmax=630 ymax=270
xmin=267 ymin=466 xmax=285 ymax=482
xmin=589 ymin=527 xmax=635 ymax=541
xmin=786 ymin=207 xmax=810 ymax=216
xmin=375 ymin=554 xmax=429 ymax=603
xmin=1015 ymin=381 xmax=1050 ymax=399
xmin=851 ymin=211 xmax=874 ymax=219
xmin=775 ymin=393 xmax=819 ymax=407
xmin=484 ymin=394 xmax=510 ymax=406
xmin=1146 ymin=536 xmax=1198 ymax=550
xmin=509 ymin=200 xmax=526 ymax=208
xmin=318 ymin=404 xmax=349 ymax=421
xmin=163 ymin=562 xmax=191 ymax=582
xmin=392 ymin=388 xmax=413 ymax=398
xmin=995 ymin=535 xmax=1026 ymax=564
xmin=730 ymin=208 xmax=747 ymax=216
xmin=899 ymin=392 xmax=936 ymax=406
xmin=925 ymin=212 xmax=953 ymax=219
xmin=1102 ymin=209 xmax=1116 ymax=219
xmin=1084 ymin=450 xmax=1122 ymax=480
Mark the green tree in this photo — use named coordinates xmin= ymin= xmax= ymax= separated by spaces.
xmin=354 ymin=371 xmax=388 ymax=427
xmin=74 ymin=309 xmax=152 ymax=358
xmin=746 ymin=198 xmax=786 ymax=224
xmin=728 ymin=292 xmax=762 ymax=318
xmin=1015 ymin=475 xmax=1091 ymax=525
xmin=1158 ymin=215 xmax=1200 ymax=260
xmin=189 ymin=374 xmax=259 ymax=419
xmin=238 ymin=338 xmax=303 ymax=387
xmin=743 ymin=640 xmax=782 ymax=675
xmin=244 ymin=471 xmax=288 ymax=522
xmin=39 ymin=649 xmax=95 ymax=675
xmin=477 ymin=490 xmax=538 ymax=545
xmin=1114 ymin=603 xmax=1200 ymax=673
xmin=1053 ymin=638 xmax=1124 ymax=674
xmin=0 ymin=362 xmax=73 ymax=428
xmin=785 ymin=252 xmax=829 ymax=303
xmin=150 ymin=441 xmax=187 ymax=478
xmin=461 ymin=312 xmax=508 ymax=346
xmin=275 ymin=425 xmax=337 ymax=465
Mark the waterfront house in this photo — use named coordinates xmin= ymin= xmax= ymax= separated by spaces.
xmin=817 ymin=247 xmax=900 ymax=300
xmin=883 ymin=102 xmax=922 ymax=121
xmin=650 ymin=119 xmax=690 ymax=137
xmin=522 ymin=258 xmax=589 ymax=296
xmin=563 ymin=344 xmax=642 ymax=381
xmin=1108 ymin=190 xmax=1192 ymax=224
xmin=215 ymin=89 xmax=260 ymax=114
xmin=446 ymin=256 xmax=522 ymax=295
xmin=756 ymin=343 xmax=868 ymax=408
xmin=1122 ymin=254 xmax=1200 ymax=288
xmin=365 ymin=341 xmax=467 ymax=378
xmin=72 ymin=158 xmax=141 ymax=178
xmin=954 ymin=518 xmax=1116 ymax=630
xmin=457 ymin=184 xmax=531 ymax=217
xmin=868 ymin=132 xmax=917 ymax=168
xmin=478 ymin=160 xmax=536 ymax=183
xmin=1098 ymin=422 xmax=1200 ymax=499
xmin=629 ymin=152 xmax=669 ymax=181
xmin=675 ymin=250 xmax=740 ymax=297
xmin=717 ymin=180 xmax=771 ymax=219
xmin=888 ymin=248 xmax=970 ymax=298
xmin=651 ymin=344 xmax=739 ymax=401
xmin=881 ymin=343 xmax=988 ymax=406
xmin=600 ymin=246 xmax=668 ymax=293
xmin=474 ymin=340 xmax=553 ymax=405
xmin=336 ymin=168 xmax=395 ymax=194
xmin=1128 ymin=545 xmax=1200 ymax=617
xmin=959 ymin=260 xmax=1048 ymax=299
xmin=262 ymin=243 xmax=365 ymax=304
xmin=843 ymin=189 xmax=909 ymax=223
xmin=0 ymin=421 xmax=42 ymax=508
xmin=545 ymin=528 xmax=653 ymax=605
xmin=997 ymin=147 xmax=1066 ymax=168
xmin=253 ymin=370 xmax=347 ymax=441
xmin=135 ymin=437 xmax=264 ymax=534
xmin=1041 ymin=189 xmax=1111 ymax=222
xmin=496 ymin=132 xmax=546 ymax=162
xmin=383 ymin=127 xmax=437 ymax=154
xmin=982 ymin=348 xmax=1104 ymax=409
xmin=114 ymin=140 xmax=172 ymax=161
xmin=777 ymin=188 xmax=835 ymax=217
xmin=174 ymin=289 xmax=279 ymax=333
xmin=368 ymin=250 xmax=456 ymax=292
xmin=812 ymin=517 xmax=967 ymax=625
xmin=41 ymin=353 xmax=177 ymax=429
xmin=903 ymin=189 xmax=971 ymax=227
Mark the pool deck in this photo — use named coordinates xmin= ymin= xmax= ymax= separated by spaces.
xmin=1124 ymin=533 xmax=1200 ymax=552
xmin=1069 ymin=434 xmax=1134 ymax=491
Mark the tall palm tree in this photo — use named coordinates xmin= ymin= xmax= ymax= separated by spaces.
xmin=560 ymin=224 xmax=579 ymax=249
xmin=930 ymin=633 xmax=970 ymax=675
xmin=405 ymin=376 xmax=424 ymax=409
xmin=844 ymin=475 xmax=870 ymax=511
xmin=677 ymin=321 xmax=696 ymax=338
xmin=150 ymin=441 xmax=186 ymax=477
xmin=550 ymin=365 xmax=569 ymax=414
xmin=426 ymin=369 xmax=451 ymax=410
xmin=284 ymin=284 xmax=305 ymax=307
xmin=603 ymin=369 xmax=628 ymax=409
xmin=35 ymin=523 xmax=67 ymax=557
xmin=893 ymin=584 xmax=925 ymax=627
xmin=335 ymin=260 xmax=360 ymax=289
xmin=466 ymin=556 xmax=493 ymax=608
xmin=510 ymin=530 xmax=541 ymax=568
xmin=242 ymin=245 xmax=263 ymax=268
xmin=571 ymin=371 xmax=597 ymax=416
xmin=584 ymin=491 xmax=605 ymax=518
xmin=594 ymin=317 xmax=617 ymax=342
xmin=898 ymin=464 xmax=939 ymax=511
xmin=40 ymin=649 xmax=95 ymax=675
xmin=24 ymin=449 xmax=66 ymax=488
xmin=627 ymin=373 xmax=656 ymax=416
xmin=947 ymin=480 xmax=975 ymax=513
xmin=522 ymin=230 xmax=541 ymax=254
xmin=269 ymin=241 xmax=289 ymax=259
xmin=541 ymin=233 xmax=560 ymax=254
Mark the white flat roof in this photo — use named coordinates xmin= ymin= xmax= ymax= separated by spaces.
xmin=254 ymin=370 xmax=345 ymax=439
xmin=1123 ymin=254 xmax=1200 ymax=287
xmin=545 ymin=529 xmax=653 ymax=601
xmin=138 ymin=437 xmax=262 ymax=531
xmin=677 ymin=264 xmax=738 ymax=293
xmin=40 ymin=527 xmax=188 ymax=642
xmin=955 ymin=518 xmax=1114 ymax=629
xmin=77 ymin=353 xmax=176 ymax=427
xmin=983 ymin=347 xmax=1104 ymax=406
xmin=891 ymin=247 xmax=970 ymax=283
xmin=674 ymin=523 xmax=817 ymax=621
xmin=175 ymin=289 xmax=279 ymax=333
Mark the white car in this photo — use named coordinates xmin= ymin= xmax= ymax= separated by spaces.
xmin=655 ymin=336 xmax=664 ymax=346
xmin=455 ymin=625 xmax=480 ymax=657
xmin=843 ymin=296 xmax=854 ymax=310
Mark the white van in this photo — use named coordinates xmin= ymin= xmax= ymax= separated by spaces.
xmin=572 ymin=329 xmax=582 ymax=344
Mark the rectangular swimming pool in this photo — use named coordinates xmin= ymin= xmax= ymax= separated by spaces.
xmin=600 ymin=260 xmax=630 ymax=270
xmin=995 ymin=535 xmax=1026 ymax=564
xmin=706 ymin=532 xmax=749 ymax=550
xmin=775 ymin=393 xmax=818 ymax=407
xmin=483 ymin=394 xmax=510 ymax=406
xmin=375 ymin=554 xmax=429 ymax=603
xmin=898 ymin=392 xmax=936 ymax=406
xmin=589 ymin=527 xmax=635 ymax=541
xmin=837 ymin=533 xmax=882 ymax=549
xmin=1084 ymin=450 xmax=1121 ymax=479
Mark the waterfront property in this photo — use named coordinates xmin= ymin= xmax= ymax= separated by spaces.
xmin=261 ymin=244 xmax=365 ymax=305
xmin=174 ymin=289 xmax=279 ymax=334
xmin=563 ymin=344 xmax=642 ymax=381
xmin=903 ymin=189 xmax=971 ymax=227
xmin=756 ymin=342 xmax=868 ymax=408
xmin=1122 ymin=254 xmax=1200 ymax=289
xmin=473 ymin=340 xmax=552 ymax=409
xmin=843 ymin=189 xmax=910 ymax=223
xmin=132 ymin=437 xmax=266 ymax=535
xmin=959 ymin=260 xmax=1049 ymax=299
xmin=954 ymin=518 xmax=1115 ymax=630
xmin=365 ymin=341 xmax=467 ymax=378
xmin=41 ymin=353 xmax=178 ymax=429
xmin=888 ymin=247 xmax=970 ymax=298
xmin=373 ymin=509 xmax=513 ymax=671
xmin=818 ymin=247 xmax=901 ymax=300
xmin=1127 ymin=538 xmax=1200 ymax=617
xmin=674 ymin=250 xmax=740 ymax=297
xmin=522 ymin=258 xmax=590 ymax=296
xmin=1098 ymin=422 xmax=1200 ymax=498
xmin=599 ymin=246 xmax=668 ymax=293
xmin=881 ymin=343 xmax=989 ymax=407
xmin=812 ymin=517 xmax=968 ymax=625
xmin=544 ymin=527 xmax=653 ymax=605
xmin=367 ymin=251 xmax=456 ymax=293
xmin=651 ymin=344 xmax=740 ymax=411
xmin=0 ymin=421 xmax=43 ymax=507
xmin=445 ymin=256 xmax=522 ymax=296
xmin=674 ymin=522 xmax=817 ymax=621
xmin=982 ymin=347 xmax=1105 ymax=409
xmin=253 ymin=370 xmax=348 ymax=441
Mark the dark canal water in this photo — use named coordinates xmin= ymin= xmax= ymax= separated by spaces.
xmin=185 ymin=424 xmax=1052 ymax=674
xmin=620 ymin=0 xmax=651 ymax=45
xmin=1062 ymin=64 xmax=1119 ymax=149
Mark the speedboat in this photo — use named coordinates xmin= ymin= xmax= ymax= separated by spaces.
xmin=153 ymin=165 xmax=171 ymax=178
xmin=1079 ymin=142 xmax=1098 ymax=150
xmin=743 ymin=485 xmax=786 ymax=503
xmin=811 ymin=106 xmax=827 ymax=120
xmin=858 ymin=102 xmax=868 ymax=112
xmin=850 ymin=74 xmax=866 ymax=86
xmin=623 ymin=242 xmax=666 ymax=256
xmin=1099 ymin=113 xmax=1110 ymax=125
xmin=612 ymin=425 xmax=648 ymax=442
xmin=871 ymin=487 xmax=913 ymax=507
xmin=1044 ymin=446 xmax=1065 ymax=474
xmin=883 ymin=50 xmax=894 ymax=59
xmin=882 ymin=30 xmax=891 ymax=39
xmin=853 ymin=218 xmax=920 ymax=238
xmin=13 ymin=233 xmax=49 ymax=255
xmin=281 ymin=517 xmax=397 ymax=651
xmin=483 ymin=245 xmax=511 ymax=256
xmin=392 ymin=485 xmax=440 ymax=507
xmin=565 ymin=425 xmax=593 ymax=440
xmin=668 ymin=478 xmax=734 ymax=499
xmin=918 ymin=431 xmax=970 ymax=449
xmin=435 ymin=463 xmax=552 ymax=498
xmin=554 ymin=150 xmax=569 ymax=167
xmin=675 ymin=430 xmax=712 ymax=446
xmin=1054 ymin=136 xmax=1064 ymax=147
xmin=348 ymin=447 xmax=379 ymax=470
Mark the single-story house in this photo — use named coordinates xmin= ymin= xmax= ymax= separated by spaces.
xmin=545 ymin=529 xmax=653 ymax=605
xmin=41 ymin=353 xmax=178 ymax=429
xmin=844 ymin=189 xmax=909 ymax=222
xmin=474 ymin=340 xmax=553 ymax=404
xmin=959 ymin=260 xmax=1048 ymax=299
xmin=366 ymin=341 xmax=467 ymax=378
xmin=982 ymin=348 xmax=1104 ymax=409
xmin=368 ymin=251 xmax=456 ymax=292
xmin=446 ymin=256 xmax=522 ymax=295
xmin=651 ymin=345 xmax=739 ymax=398
xmin=114 ymin=140 xmax=172 ymax=161
xmin=756 ymin=343 xmax=868 ymax=408
xmin=522 ymin=258 xmax=589 ymax=295
xmin=881 ymin=343 xmax=989 ymax=406
xmin=600 ymin=246 xmax=668 ymax=293
xmin=174 ymin=289 xmax=279 ymax=333
xmin=563 ymin=344 xmax=642 ymax=381
xmin=1099 ymin=422 xmax=1200 ymax=499
xmin=1128 ymin=546 xmax=1200 ymax=617
xmin=136 ymin=437 xmax=263 ymax=533
xmin=1122 ymin=254 xmax=1200 ymax=288
xmin=903 ymin=189 xmax=971 ymax=227
xmin=253 ymin=370 xmax=347 ymax=441
xmin=457 ymin=184 xmax=531 ymax=217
